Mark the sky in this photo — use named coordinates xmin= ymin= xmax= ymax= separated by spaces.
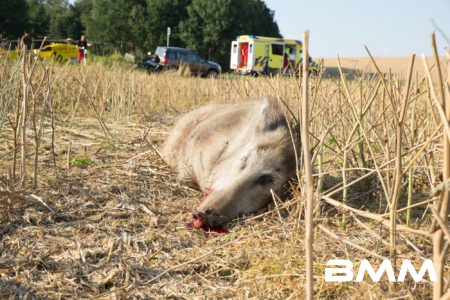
xmin=264 ymin=0 xmax=450 ymax=58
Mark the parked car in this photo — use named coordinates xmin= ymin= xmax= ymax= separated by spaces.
xmin=153 ymin=46 xmax=221 ymax=78
xmin=137 ymin=54 xmax=162 ymax=73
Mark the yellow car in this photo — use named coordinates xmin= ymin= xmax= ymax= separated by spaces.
xmin=0 ymin=39 xmax=89 ymax=63
xmin=39 ymin=41 xmax=90 ymax=63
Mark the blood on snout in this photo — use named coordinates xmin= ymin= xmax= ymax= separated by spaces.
xmin=191 ymin=214 xmax=204 ymax=229
xmin=187 ymin=210 xmax=228 ymax=234
xmin=186 ymin=220 xmax=228 ymax=234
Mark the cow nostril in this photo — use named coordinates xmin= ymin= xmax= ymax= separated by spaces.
xmin=205 ymin=209 xmax=213 ymax=215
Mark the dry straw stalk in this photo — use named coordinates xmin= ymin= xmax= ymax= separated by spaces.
xmin=300 ymin=30 xmax=315 ymax=300
xmin=429 ymin=32 xmax=450 ymax=300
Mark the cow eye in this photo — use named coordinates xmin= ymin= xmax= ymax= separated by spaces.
xmin=255 ymin=174 xmax=274 ymax=185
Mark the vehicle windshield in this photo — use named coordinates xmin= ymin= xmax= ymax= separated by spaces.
xmin=155 ymin=47 xmax=165 ymax=57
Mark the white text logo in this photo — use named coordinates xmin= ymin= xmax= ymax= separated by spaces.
xmin=324 ymin=259 xmax=437 ymax=282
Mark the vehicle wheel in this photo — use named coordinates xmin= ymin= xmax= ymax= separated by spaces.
xmin=206 ymin=69 xmax=219 ymax=78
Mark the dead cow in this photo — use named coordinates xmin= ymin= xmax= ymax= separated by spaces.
xmin=163 ymin=96 xmax=297 ymax=229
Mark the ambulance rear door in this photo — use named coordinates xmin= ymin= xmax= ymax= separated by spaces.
xmin=230 ymin=41 xmax=239 ymax=70
xmin=245 ymin=41 xmax=255 ymax=73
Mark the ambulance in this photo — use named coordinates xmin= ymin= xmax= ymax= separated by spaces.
xmin=230 ymin=35 xmax=318 ymax=75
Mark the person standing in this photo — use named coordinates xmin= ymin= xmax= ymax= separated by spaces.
xmin=76 ymin=35 xmax=91 ymax=63
xmin=20 ymin=31 xmax=33 ymax=50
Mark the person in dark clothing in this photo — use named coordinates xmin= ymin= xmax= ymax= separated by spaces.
xmin=20 ymin=31 xmax=33 ymax=50
xmin=76 ymin=35 xmax=91 ymax=63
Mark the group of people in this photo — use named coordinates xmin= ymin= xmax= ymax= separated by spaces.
xmin=19 ymin=31 xmax=91 ymax=63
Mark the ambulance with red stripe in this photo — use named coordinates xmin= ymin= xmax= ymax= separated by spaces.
xmin=230 ymin=35 xmax=318 ymax=75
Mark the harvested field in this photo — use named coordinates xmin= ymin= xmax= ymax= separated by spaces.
xmin=0 ymin=53 xmax=449 ymax=299
xmin=321 ymin=56 xmax=447 ymax=79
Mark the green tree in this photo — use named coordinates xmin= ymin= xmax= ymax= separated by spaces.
xmin=179 ymin=0 xmax=280 ymax=70
xmin=85 ymin=0 xmax=148 ymax=53
xmin=24 ymin=0 xmax=84 ymax=40
xmin=0 ymin=0 xmax=28 ymax=39
xmin=128 ymin=1 xmax=148 ymax=51
xmin=47 ymin=3 xmax=85 ymax=40
xmin=74 ymin=0 xmax=93 ymax=34
xmin=145 ymin=0 xmax=190 ymax=51
xmin=48 ymin=4 xmax=84 ymax=39
xmin=26 ymin=0 xmax=49 ymax=39
xmin=242 ymin=0 xmax=281 ymax=37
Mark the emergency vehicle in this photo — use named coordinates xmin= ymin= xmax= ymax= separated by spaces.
xmin=0 ymin=39 xmax=89 ymax=63
xmin=39 ymin=40 xmax=90 ymax=63
xmin=230 ymin=35 xmax=318 ymax=75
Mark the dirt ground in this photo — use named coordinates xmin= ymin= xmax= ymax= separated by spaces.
xmin=0 ymin=112 xmax=310 ymax=299
xmin=0 ymin=115 xmax=208 ymax=298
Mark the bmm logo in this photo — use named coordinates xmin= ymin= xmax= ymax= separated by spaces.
xmin=325 ymin=259 xmax=437 ymax=282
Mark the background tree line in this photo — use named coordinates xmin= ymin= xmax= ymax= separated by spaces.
xmin=0 ymin=0 xmax=281 ymax=69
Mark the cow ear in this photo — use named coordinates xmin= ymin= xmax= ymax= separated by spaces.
xmin=259 ymin=96 xmax=287 ymax=132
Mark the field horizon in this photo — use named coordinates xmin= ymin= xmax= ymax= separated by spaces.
xmin=321 ymin=55 xmax=447 ymax=79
